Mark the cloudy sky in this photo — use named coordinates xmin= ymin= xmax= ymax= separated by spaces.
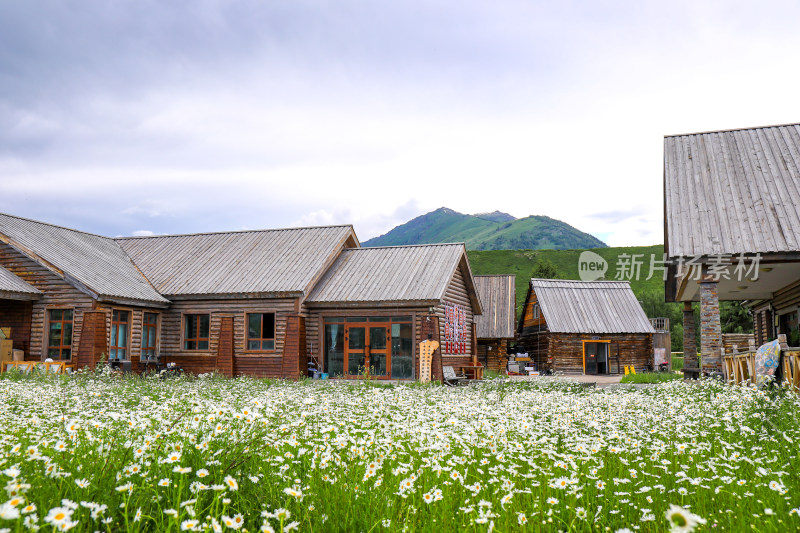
xmin=1 ymin=1 xmax=799 ymax=246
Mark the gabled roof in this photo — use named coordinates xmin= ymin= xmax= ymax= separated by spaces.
xmin=665 ymin=123 xmax=800 ymax=258
xmin=0 ymin=265 xmax=41 ymax=300
xmin=306 ymin=243 xmax=482 ymax=312
xmin=116 ymin=226 xmax=358 ymax=297
xmin=474 ymin=275 xmax=515 ymax=339
xmin=0 ymin=214 xmax=169 ymax=306
xmin=529 ymin=279 xmax=654 ymax=334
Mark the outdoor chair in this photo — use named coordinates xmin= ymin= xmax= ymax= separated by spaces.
xmin=443 ymin=366 xmax=467 ymax=386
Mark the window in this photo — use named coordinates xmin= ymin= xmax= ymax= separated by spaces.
xmin=141 ymin=313 xmax=159 ymax=360
xmin=533 ymin=303 xmax=540 ymax=319
xmin=247 ymin=313 xmax=275 ymax=351
xmin=47 ymin=309 xmax=73 ymax=360
xmin=184 ymin=314 xmax=210 ymax=350
xmin=110 ymin=310 xmax=130 ymax=361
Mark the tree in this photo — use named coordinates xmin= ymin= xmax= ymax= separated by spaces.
xmin=530 ymin=259 xmax=561 ymax=280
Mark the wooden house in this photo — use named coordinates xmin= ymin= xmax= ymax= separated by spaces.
xmin=517 ymin=279 xmax=655 ymax=374
xmin=664 ymin=123 xmax=800 ymax=375
xmin=473 ymin=275 xmax=516 ymax=372
xmin=0 ymin=212 xmax=482 ymax=380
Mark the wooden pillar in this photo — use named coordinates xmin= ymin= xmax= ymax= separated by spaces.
xmin=216 ymin=316 xmax=234 ymax=377
xmin=76 ymin=310 xmax=107 ymax=370
xmin=682 ymin=302 xmax=698 ymax=379
xmin=699 ymin=276 xmax=722 ymax=376
xmin=281 ymin=315 xmax=306 ymax=380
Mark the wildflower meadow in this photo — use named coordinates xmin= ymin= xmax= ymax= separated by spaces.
xmin=0 ymin=371 xmax=798 ymax=532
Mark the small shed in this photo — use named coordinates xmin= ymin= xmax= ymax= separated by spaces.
xmin=517 ymin=278 xmax=655 ymax=374
xmin=473 ymin=275 xmax=516 ymax=372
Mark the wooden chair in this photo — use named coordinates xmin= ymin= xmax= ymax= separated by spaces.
xmin=442 ymin=366 xmax=467 ymax=386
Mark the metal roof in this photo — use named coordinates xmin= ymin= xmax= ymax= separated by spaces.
xmin=531 ymin=279 xmax=654 ymax=334
xmin=306 ymin=243 xmax=480 ymax=309
xmin=0 ymin=265 xmax=41 ymax=299
xmin=0 ymin=214 xmax=168 ymax=305
xmin=474 ymin=275 xmax=515 ymax=339
xmin=665 ymin=123 xmax=800 ymax=258
xmin=117 ymin=226 xmax=357 ymax=297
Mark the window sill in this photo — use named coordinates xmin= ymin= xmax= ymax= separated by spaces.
xmin=238 ymin=352 xmax=280 ymax=358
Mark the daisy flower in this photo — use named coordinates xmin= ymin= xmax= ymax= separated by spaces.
xmin=665 ymin=504 xmax=706 ymax=533
xmin=224 ymin=476 xmax=239 ymax=491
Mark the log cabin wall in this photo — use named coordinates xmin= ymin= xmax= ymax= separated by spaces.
xmin=159 ymin=297 xmax=298 ymax=377
xmin=477 ymin=339 xmax=508 ymax=372
xmin=0 ymin=300 xmax=32 ymax=355
xmin=545 ymin=332 xmax=653 ymax=374
xmin=518 ymin=288 xmax=549 ymax=369
xmin=0 ymin=243 xmax=94 ymax=361
xmin=434 ymin=263 xmax=475 ymax=369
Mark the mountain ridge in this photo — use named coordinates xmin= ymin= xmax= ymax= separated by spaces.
xmin=363 ymin=207 xmax=607 ymax=250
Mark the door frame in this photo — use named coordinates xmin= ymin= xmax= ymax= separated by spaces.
xmin=344 ymin=321 xmax=391 ymax=379
xmin=582 ymin=340 xmax=611 ymax=375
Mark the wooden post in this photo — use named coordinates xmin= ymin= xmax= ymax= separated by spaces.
xmin=216 ymin=316 xmax=234 ymax=377
xmin=281 ymin=315 xmax=306 ymax=380
xmin=682 ymin=302 xmax=698 ymax=379
xmin=76 ymin=310 xmax=108 ymax=370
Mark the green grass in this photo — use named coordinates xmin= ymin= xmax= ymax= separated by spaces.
xmin=0 ymin=371 xmax=798 ymax=531
xmin=672 ymin=355 xmax=685 ymax=371
xmin=620 ymin=371 xmax=683 ymax=383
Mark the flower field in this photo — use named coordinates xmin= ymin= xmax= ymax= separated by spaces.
xmin=0 ymin=372 xmax=798 ymax=532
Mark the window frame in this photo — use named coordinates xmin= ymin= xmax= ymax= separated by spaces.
xmin=246 ymin=312 xmax=276 ymax=352
xmin=46 ymin=308 xmax=74 ymax=361
xmin=141 ymin=312 xmax=160 ymax=361
xmin=183 ymin=313 xmax=210 ymax=351
xmin=109 ymin=309 xmax=132 ymax=361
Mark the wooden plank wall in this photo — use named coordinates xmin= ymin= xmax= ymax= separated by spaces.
xmin=0 ymin=243 xmax=94 ymax=361
xmin=159 ymin=297 xmax=297 ymax=376
xmin=0 ymin=300 xmax=32 ymax=355
xmin=477 ymin=338 xmax=508 ymax=372
xmin=545 ymin=333 xmax=653 ymax=374
xmin=435 ymin=263 xmax=475 ymax=369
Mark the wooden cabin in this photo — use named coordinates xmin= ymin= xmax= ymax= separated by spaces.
xmin=517 ymin=278 xmax=655 ymax=374
xmin=473 ymin=275 xmax=516 ymax=373
xmin=0 ymin=212 xmax=482 ymax=380
xmin=664 ymin=123 xmax=800 ymax=376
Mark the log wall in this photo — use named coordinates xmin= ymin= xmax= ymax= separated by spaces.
xmin=0 ymin=300 xmax=32 ymax=355
xmin=477 ymin=338 xmax=508 ymax=372
xmin=159 ymin=297 xmax=298 ymax=378
xmin=0 ymin=243 xmax=94 ymax=361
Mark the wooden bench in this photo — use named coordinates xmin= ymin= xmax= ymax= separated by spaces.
xmin=443 ymin=366 xmax=467 ymax=386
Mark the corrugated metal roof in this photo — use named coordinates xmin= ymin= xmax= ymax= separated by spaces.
xmin=306 ymin=243 xmax=469 ymax=305
xmin=665 ymin=123 xmax=800 ymax=258
xmin=0 ymin=213 xmax=168 ymax=305
xmin=117 ymin=226 xmax=356 ymax=296
xmin=0 ymin=265 xmax=41 ymax=298
xmin=474 ymin=275 xmax=515 ymax=339
xmin=531 ymin=279 xmax=654 ymax=334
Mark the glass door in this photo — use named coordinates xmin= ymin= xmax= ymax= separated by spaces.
xmin=584 ymin=342 xmax=598 ymax=374
xmin=345 ymin=325 xmax=367 ymax=376
xmin=368 ymin=326 xmax=389 ymax=377
xmin=325 ymin=317 xmax=413 ymax=379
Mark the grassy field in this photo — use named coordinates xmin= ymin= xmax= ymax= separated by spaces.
xmin=619 ymin=372 xmax=683 ymax=384
xmin=1 ymin=371 xmax=798 ymax=532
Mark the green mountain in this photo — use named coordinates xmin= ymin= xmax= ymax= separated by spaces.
xmin=363 ymin=207 xmax=607 ymax=250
